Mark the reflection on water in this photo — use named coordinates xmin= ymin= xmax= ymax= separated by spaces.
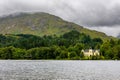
xmin=0 ymin=60 xmax=120 ymax=80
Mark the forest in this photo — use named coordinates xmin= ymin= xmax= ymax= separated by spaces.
xmin=0 ymin=30 xmax=120 ymax=60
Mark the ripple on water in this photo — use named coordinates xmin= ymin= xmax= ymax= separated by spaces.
xmin=0 ymin=60 xmax=120 ymax=80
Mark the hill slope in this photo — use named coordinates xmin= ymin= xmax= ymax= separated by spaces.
xmin=0 ymin=12 xmax=114 ymax=40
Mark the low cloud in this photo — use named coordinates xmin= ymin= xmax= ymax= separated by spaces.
xmin=86 ymin=26 xmax=120 ymax=37
xmin=0 ymin=0 xmax=120 ymax=37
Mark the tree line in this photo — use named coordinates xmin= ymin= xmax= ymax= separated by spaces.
xmin=0 ymin=30 xmax=119 ymax=60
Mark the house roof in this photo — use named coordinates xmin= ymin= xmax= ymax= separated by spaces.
xmin=82 ymin=49 xmax=100 ymax=53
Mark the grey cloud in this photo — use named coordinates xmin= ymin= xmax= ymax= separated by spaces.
xmin=86 ymin=26 xmax=120 ymax=37
xmin=0 ymin=0 xmax=120 ymax=36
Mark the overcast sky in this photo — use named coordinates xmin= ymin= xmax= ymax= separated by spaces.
xmin=0 ymin=0 xmax=120 ymax=37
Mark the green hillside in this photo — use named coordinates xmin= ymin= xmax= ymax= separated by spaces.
xmin=0 ymin=12 xmax=114 ymax=40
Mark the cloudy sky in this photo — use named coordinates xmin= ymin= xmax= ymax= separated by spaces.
xmin=0 ymin=0 xmax=120 ymax=37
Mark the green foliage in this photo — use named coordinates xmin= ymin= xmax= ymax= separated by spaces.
xmin=0 ymin=30 xmax=119 ymax=60
xmin=68 ymin=51 xmax=77 ymax=59
xmin=100 ymin=39 xmax=120 ymax=60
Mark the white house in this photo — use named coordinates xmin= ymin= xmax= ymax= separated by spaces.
xmin=81 ymin=49 xmax=100 ymax=56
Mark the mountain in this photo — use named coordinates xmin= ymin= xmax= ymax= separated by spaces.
xmin=0 ymin=12 xmax=114 ymax=41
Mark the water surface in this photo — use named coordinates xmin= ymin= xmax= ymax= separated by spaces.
xmin=0 ymin=60 xmax=120 ymax=80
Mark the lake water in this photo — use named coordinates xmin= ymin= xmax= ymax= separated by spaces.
xmin=0 ymin=60 xmax=120 ymax=80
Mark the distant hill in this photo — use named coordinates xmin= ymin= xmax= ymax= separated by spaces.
xmin=0 ymin=12 xmax=114 ymax=41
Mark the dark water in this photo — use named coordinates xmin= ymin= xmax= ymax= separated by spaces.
xmin=0 ymin=60 xmax=120 ymax=80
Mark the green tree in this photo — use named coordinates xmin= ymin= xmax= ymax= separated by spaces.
xmin=68 ymin=51 xmax=77 ymax=59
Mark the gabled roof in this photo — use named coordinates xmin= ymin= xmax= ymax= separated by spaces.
xmin=82 ymin=49 xmax=100 ymax=53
